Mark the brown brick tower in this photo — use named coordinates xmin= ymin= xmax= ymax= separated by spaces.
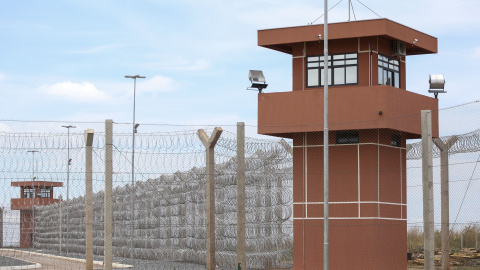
xmin=257 ymin=19 xmax=439 ymax=269
xmin=11 ymin=181 xmax=63 ymax=248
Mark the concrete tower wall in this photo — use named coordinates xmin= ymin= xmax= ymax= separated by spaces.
xmin=292 ymin=130 xmax=407 ymax=269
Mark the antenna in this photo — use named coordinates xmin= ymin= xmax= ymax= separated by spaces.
xmin=348 ymin=0 xmax=351 ymax=21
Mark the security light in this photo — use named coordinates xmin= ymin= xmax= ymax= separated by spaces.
xmin=247 ymin=70 xmax=268 ymax=93
xmin=412 ymin=38 xmax=419 ymax=45
xmin=134 ymin=123 xmax=140 ymax=133
xmin=428 ymin=74 xmax=446 ymax=99
xmin=317 ymin=34 xmax=322 ymax=39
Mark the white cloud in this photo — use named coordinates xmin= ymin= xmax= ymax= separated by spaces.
xmin=474 ymin=48 xmax=480 ymax=59
xmin=65 ymin=44 xmax=128 ymax=54
xmin=144 ymin=59 xmax=210 ymax=71
xmin=40 ymin=81 xmax=108 ymax=102
xmin=139 ymin=75 xmax=179 ymax=93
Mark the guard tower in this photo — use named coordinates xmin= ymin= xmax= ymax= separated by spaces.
xmin=11 ymin=181 xmax=63 ymax=248
xmin=257 ymin=19 xmax=439 ymax=269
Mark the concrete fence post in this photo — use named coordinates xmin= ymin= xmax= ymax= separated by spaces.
xmin=434 ymin=136 xmax=457 ymax=270
xmin=236 ymin=122 xmax=246 ymax=270
xmin=104 ymin=120 xmax=113 ymax=270
xmin=0 ymin=207 xmax=3 ymax=248
xmin=280 ymin=139 xmax=293 ymax=156
xmin=59 ymin=195 xmax=62 ymax=253
xmin=421 ymin=110 xmax=434 ymax=270
xmin=85 ymin=129 xmax=94 ymax=270
xmin=197 ymin=127 xmax=223 ymax=270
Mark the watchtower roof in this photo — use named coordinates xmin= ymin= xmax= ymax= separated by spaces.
xmin=258 ymin=18 xmax=437 ymax=55
xmin=11 ymin=181 xmax=63 ymax=187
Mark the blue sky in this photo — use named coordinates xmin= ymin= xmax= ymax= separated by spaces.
xmin=1 ymin=0 xmax=480 ymax=126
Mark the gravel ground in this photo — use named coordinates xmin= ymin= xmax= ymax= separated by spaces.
xmin=0 ymin=254 xmax=34 ymax=267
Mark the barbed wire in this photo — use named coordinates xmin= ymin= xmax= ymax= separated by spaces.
xmin=2 ymin=99 xmax=480 ymax=267
xmin=407 ymin=129 xmax=480 ymax=160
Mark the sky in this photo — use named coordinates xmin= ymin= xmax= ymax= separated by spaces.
xmin=1 ymin=0 xmax=480 ymax=126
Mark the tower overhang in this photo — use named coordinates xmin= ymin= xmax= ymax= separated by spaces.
xmin=258 ymin=18 xmax=437 ymax=56
xmin=258 ymin=85 xmax=438 ymax=138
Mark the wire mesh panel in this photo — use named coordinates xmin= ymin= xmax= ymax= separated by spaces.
xmin=0 ymin=100 xmax=479 ymax=269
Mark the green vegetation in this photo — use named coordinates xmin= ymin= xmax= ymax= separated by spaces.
xmin=408 ymin=224 xmax=480 ymax=252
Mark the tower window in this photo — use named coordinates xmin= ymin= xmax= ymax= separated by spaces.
xmin=23 ymin=188 xmax=34 ymax=198
xmin=378 ymin=55 xmax=400 ymax=88
xmin=391 ymin=134 xmax=401 ymax=147
xmin=40 ymin=188 xmax=51 ymax=198
xmin=307 ymin=53 xmax=358 ymax=87
xmin=336 ymin=131 xmax=359 ymax=144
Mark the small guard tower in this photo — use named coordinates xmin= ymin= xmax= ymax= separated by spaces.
xmin=257 ymin=19 xmax=439 ymax=269
xmin=11 ymin=180 xmax=63 ymax=248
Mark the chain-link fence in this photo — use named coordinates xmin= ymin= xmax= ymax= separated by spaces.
xmin=0 ymin=100 xmax=479 ymax=269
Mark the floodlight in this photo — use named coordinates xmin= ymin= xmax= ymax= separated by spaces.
xmin=247 ymin=70 xmax=268 ymax=93
xmin=134 ymin=123 xmax=140 ymax=133
xmin=412 ymin=38 xmax=419 ymax=45
xmin=428 ymin=74 xmax=446 ymax=99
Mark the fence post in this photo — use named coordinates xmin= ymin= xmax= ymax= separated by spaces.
xmin=421 ymin=110 xmax=434 ymax=270
xmin=85 ymin=129 xmax=94 ymax=270
xmin=0 ymin=207 xmax=3 ymax=248
xmin=59 ymin=195 xmax=62 ymax=253
xmin=197 ymin=127 xmax=223 ymax=270
xmin=105 ymin=120 xmax=113 ymax=270
xmin=280 ymin=139 xmax=293 ymax=156
xmin=434 ymin=136 xmax=457 ymax=270
xmin=237 ymin=122 xmax=246 ymax=270
xmin=476 ymin=227 xmax=478 ymax=250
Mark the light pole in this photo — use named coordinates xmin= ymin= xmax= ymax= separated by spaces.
xmin=27 ymin=150 xmax=38 ymax=248
xmin=125 ymin=74 xmax=146 ymax=262
xmin=323 ymin=1 xmax=330 ymax=269
xmin=62 ymin=125 xmax=76 ymax=255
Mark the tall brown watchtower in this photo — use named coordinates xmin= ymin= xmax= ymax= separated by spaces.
xmin=11 ymin=180 xmax=63 ymax=248
xmin=257 ymin=19 xmax=439 ymax=269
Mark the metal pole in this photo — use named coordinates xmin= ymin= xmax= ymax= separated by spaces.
xmin=131 ymin=78 xmax=136 ymax=263
xmin=85 ymin=129 xmax=94 ymax=270
xmin=104 ymin=119 xmax=113 ymax=270
xmin=59 ymin=194 xmax=62 ymax=253
xmin=61 ymin=125 xmax=76 ymax=255
xmin=434 ymin=136 xmax=457 ymax=270
xmin=125 ymin=74 xmax=145 ymax=263
xmin=421 ymin=110 xmax=434 ymax=270
xmin=197 ymin=127 xmax=223 ymax=270
xmin=236 ymin=122 xmax=246 ymax=270
xmin=348 ymin=0 xmax=351 ymax=21
xmin=27 ymin=150 xmax=38 ymax=248
xmin=0 ymin=207 xmax=3 ymax=248
xmin=323 ymin=0 xmax=330 ymax=269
